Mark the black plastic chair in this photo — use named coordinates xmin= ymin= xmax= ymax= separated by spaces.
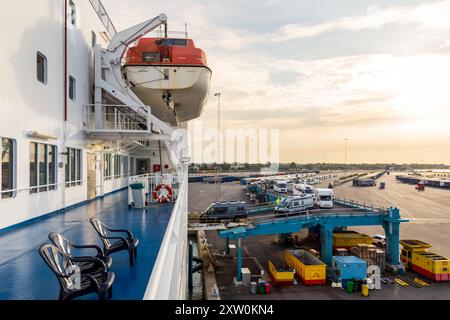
xmin=48 ymin=232 xmax=113 ymax=273
xmin=39 ymin=244 xmax=115 ymax=300
xmin=90 ymin=218 xmax=139 ymax=266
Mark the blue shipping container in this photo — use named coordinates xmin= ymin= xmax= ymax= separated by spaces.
xmin=332 ymin=256 xmax=367 ymax=281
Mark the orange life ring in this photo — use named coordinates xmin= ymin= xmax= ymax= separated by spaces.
xmin=153 ymin=184 xmax=174 ymax=203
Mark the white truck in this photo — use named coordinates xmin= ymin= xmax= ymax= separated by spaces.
xmin=314 ymin=188 xmax=334 ymax=209
xmin=273 ymin=180 xmax=288 ymax=193
xmin=275 ymin=195 xmax=315 ymax=215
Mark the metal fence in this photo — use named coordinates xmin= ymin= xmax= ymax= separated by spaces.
xmin=83 ymin=105 xmax=150 ymax=132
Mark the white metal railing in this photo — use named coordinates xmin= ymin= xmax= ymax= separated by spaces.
xmin=89 ymin=0 xmax=117 ymax=37
xmin=83 ymin=105 xmax=150 ymax=132
xmin=128 ymin=173 xmax=179 ymax=205
xmin=144 ymin=169 xmax=188 ymax=300
xmin=334 ymin=197 xmax=387 ymax=212
xmin=0 ymin=180 xmax=88 ymax=195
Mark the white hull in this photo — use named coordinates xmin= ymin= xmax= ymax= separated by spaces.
xmin=124 ymin=65 xmax=212 ymax=124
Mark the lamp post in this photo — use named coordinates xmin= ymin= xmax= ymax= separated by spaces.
xmin=214 ymin=93 xmax=221 ymax=202
xmin=344 ymin=138 xmax=349 ymax=171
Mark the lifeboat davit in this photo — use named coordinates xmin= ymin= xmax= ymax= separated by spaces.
xmin=123 ymin=38 xmax=211 ymax=124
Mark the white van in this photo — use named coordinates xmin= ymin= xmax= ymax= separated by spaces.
xmin=293 ymin=184 xmax=314 ymax=196
xmin=314 ymin=188 xmax=334 ymax=208
xmin=274 ymin=180 xmax=288 ymax=193
xmin=275 ymin=195 xmax=315 ymax=215
xmin=287 ymin=181 xmax=294 ymax=193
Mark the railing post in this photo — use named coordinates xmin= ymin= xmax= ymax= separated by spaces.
xmin=236 ymin=238 xmax=243 ymax=281
xmin=147 ymin=106 xmax=151 ymax=132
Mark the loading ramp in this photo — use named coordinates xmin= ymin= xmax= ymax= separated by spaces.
xmin=219 ymin=206 xmax=408 ymax=281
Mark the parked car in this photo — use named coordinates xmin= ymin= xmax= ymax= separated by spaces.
xmin=372 ymin=234 xmax=386 ymax=247
xmin=416 ymin=182 xmax=425 ymax=191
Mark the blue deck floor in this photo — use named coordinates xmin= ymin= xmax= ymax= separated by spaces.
xmin=0 ymin=190 xmax=173 ymax=300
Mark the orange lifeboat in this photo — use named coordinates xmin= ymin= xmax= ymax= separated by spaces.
xmin=123 ymin=38 xmax=211 ymax=124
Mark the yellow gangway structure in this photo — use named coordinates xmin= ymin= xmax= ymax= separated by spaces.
xmin=285 ymin=250 xmax=326 ymax=285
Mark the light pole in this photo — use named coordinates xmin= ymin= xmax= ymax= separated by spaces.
xmin=419 ymin=146 xmax=423 ymax=164
xmin=344 ymin=138 xmax=349 ymax=170
xmin=214 ymin=93 xmax=221 ymax=202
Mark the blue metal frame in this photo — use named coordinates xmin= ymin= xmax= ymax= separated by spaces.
xmin=219 ymin=207 xmax=407 ymax=279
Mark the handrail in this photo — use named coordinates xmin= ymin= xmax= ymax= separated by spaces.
xmin=144 ymin=170 xmax=188 ymax=300
xmin=83 ymin=104 xmax=150 ymax=132
xmin=334 ymin=196 xmax=387 ymax=212
xmin=0 ymin=180 xmax=87 ymax=195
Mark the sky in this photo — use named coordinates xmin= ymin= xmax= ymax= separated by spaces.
xmin=102 ymin=0 xmax=450 ymax=164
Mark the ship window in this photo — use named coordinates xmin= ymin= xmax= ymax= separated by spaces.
xmin=114 ymin=155 xmax=123 ymax=178
xmin=124 ymin=156 xmax=129 ymax=177
xmin=103 ymin=154 xmax=112 ymax=180
xmin=70 ymin=1 xmax=78 ymax=27
xmin=30 ymin=142 xmax=57 ymax=194
xmin=69 ymin=76 xmax=76 ymax=100
xmin=1 ymin=138 xmax=16 ymax=199
xmin=30 ymin=143 xmax=38 ymax=194
xmin=66 ymin=147 xmax=82 ymax=187
xmin=37 ymin=52 xmax=47 ymax=84
xmin=48 ymin=145 xmax=56 ymax=191
xmin=38 ymin=144 xmax=47 ymax=192
xmin=91 ymin=31 xmax=97 ymax=48
xmin=156 ymin=39 xmax=188 ymax=47
xmin=142 ymin=52 xmax=160 ymax=62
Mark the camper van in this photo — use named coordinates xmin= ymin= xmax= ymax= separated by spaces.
xmin=200 ymin=201 xmax=247 ymax=221
xmin=293 ymin=184 xmax=314 ymax=196
xmin=275 ymin=195 xmax=315 ymax=215
xmin=314 ymin=188 xmax=334 ymax=208
xmin=274 ymin=180 xmax=288 ymax=193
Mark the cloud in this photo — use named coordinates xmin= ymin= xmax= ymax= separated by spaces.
xmin=265 ymin=1 xmax=450 ymax=42
xmin=264 ymin=0 xmax=281 ymax=7
xmin=101 ymin=0 xmax=450 ymax=163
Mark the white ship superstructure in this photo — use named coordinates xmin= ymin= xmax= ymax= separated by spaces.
xmin=0 ymin=0 xmax=202 ymax=300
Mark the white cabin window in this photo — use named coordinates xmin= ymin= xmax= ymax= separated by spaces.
xmin=30 ymin=142 xmax=57 ymax=194
xmin=70 ymin=1 xmax=78 ymax=27
xmin=114 ymin=155 xmax=123 ymax=178
xmin=69 ymin=76 xmax=76 ymax=101
xmin=1 ymin=138 xmax=16 ymax=199
xmin=65 ymin=147 xmax=82 ymax=187
xmin=123 ymin=156 xmax=129 ymax=177
xmin=103 ymin=154 xmax=112 ymax=180
xmin=37 ymin=52 xmax=47 ymax=84
xmin=91 ymin=31 xmax=97 ymax=48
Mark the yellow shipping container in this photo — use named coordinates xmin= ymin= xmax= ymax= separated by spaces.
xmin=333 ymin=232 xmax=372 ymax=249
xmin=411 ymin=252 xmax=450 ymax=282
xmin=284 ymin=250 xmax=326 ymax=285
xmin=268 ymin=260 xmax=294 ymax=285
xmin=400 ymin=240 xmax=450 ymax=282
